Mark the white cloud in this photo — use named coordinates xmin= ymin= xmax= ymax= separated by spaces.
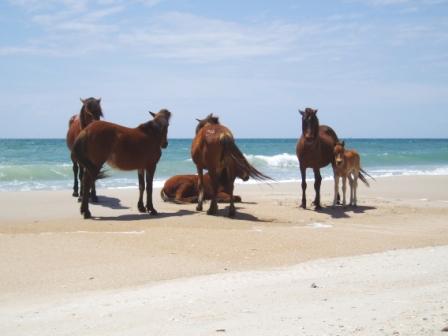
xmin=350 ymin=0 xmax=448 ymax=7
xmin=118 ymin=12 xmax=309 ymax=62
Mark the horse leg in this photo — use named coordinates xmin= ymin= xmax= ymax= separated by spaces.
xmin=196 ymin=168 xmax=204 ymax=211
xmin=332 ymin=164 xmax=341 ymax=204
xmin=217 ymin=192 xmax=232 ymax=203
xmin=137 ymin=169 xmax=146 ymax=213
xmin=78 ymin=166 xmax=84 ymax=202
xmin=332 ymin=175 xmax=339 ymax=208
xmin=348 ymin=175 xmax=353 ymax=206
xmin=72 ymin=159 xmax=79 ymax=197
xmin=206 ymin=171 xmax=219 ymax=215
xmin=226 ymin=181 xmax=236 ymax=218
xmin=90 ymin=182 xmax=98 ymax=203
xmin=313 ymin=168 xmax=322 ymax=209
xmin=352 ymin=173 xmax=358 ymax=207
xmin=80 ymin=173 xmax=92 ymax=219
xmin=145 ymin=165 xmax=158 ymax=215
xmin=300 ymin=165 xmax=307 ymax=209
xmin=342 ymin=176 xmax=347 ymax=207
xmin=174 ymin=184 xmax=192 ymax=203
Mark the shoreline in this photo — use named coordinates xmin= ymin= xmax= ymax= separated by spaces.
xmin=2 ymin=169 xmax=448 ymax=193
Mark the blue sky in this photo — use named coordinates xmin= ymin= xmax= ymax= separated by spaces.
xmin=0 ymin=0 xmax=447 ymax=138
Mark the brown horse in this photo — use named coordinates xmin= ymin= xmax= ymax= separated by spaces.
xmin=296 ymin=108 xmax=339 ymax=209
xmin=191 ymin=114 xmax=269 ymax=217
xmin=161 ymin=171 xmax=245 ymax=204
xmin=72 ymin=109 xmax=171 ymax=219
xmin=66 ymin=97 xmax=103 ymax=200
xmin=333 ymin=141 xmax=373 ymax=207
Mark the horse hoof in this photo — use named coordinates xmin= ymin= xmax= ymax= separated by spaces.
xmin=90 ymin=195 xmax=98 ymax=203
xmin=149 ymin=210 xmax=158 ymax=216
xmin=228 ymin=208 xmax=236 ymax=218
xmin=83 ymin=211 xmax=92 ymax=219
xmin=196 ymin=205 xmax=203 ymax=211
xmin=138 ymin=204 xmax=146 ymax=213
xmin=207 ymin=208 xmax=217 ymax=215
xmin=78 ymin=197 xmax=82 ymax=203
xmin=72 ymin=191 xmax=79 ymax=197
xmin=315 ymin=204 xmax=322 ymax=210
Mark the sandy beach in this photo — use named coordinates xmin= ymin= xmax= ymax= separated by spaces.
xmin=1 ymin=175 xmax=448 ymax=335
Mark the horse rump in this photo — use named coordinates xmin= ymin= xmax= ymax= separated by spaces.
xmin=72 ymin=133 xmax=107 ymax=181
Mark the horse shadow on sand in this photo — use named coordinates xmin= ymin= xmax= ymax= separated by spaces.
xmin=215 ymin=206 xmax=272 ymax=223
xmin=314 ymin=204 xmax=377 ymax=219
xmin=94 ymin=209 xmax=196 ymax=221
xmin=93 ymin=195 xmax=130 ymax=210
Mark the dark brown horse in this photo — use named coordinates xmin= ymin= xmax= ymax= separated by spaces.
xmin=72 ymin=109 xmax=171 ymax=219
xmin=161 ymin=171 xmax=245 ymax=204
xmin=191 ymin=114 xmax=269 ymax=217
xmin=296 ymin=108 xmax=339 ymax=209
xmin=66 ymin=97 xmax=103 ymax=200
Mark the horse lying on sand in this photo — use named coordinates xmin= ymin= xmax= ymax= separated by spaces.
xmin=72 ymin=109 xmax=171 ymax=219
xmin=296 ymin=107 xmax=340 ymax=209
xmin=333 ymin=141 xmax=374 ymax=207
xmin=66 ymin=97 xmax=103 ymax=201
xmin=161 ymin=173 xmax=244 ymax=204
xmin=191 ymin=114 xmax=270 ymax=217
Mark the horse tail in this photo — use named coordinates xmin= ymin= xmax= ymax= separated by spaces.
xmin=219 ymin=133 xmax=272 ymax=181
xmin=72 ymin=132 xmax=107 ymax=181
xmin=358 ymin=171 xmax=370 ymax=187
xmin=360 ymin=168 xmax=376 ymax=182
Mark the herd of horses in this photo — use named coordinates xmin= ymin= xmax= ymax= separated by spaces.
xmin=67 ymin=99 xmax=371 ymax=219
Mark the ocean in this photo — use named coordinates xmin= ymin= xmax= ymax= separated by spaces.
xmin=0 ymin=138 xmax=447 ymax=192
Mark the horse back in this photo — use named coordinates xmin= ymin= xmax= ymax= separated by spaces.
xmin=66 ymin=115 xmax=81 ymax=150
xmin=162 ymin=173 xmax=215 ymax=199
xmin=81 ymin=120 xmax=155 ymax=168
xmin=344 ymin=149 xmax=361 ymax=171
xmin=192 ymin=124 xmax=232 ymax=169
xmin=162 ymin=174 xmax=198 ymax=197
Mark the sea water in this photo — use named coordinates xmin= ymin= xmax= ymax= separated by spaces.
xmin=0 ymin=138 xmax=447 ymax=191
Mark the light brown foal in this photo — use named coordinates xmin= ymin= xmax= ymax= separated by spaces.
xmin=333 ymin=141 xmax=370 ymax=207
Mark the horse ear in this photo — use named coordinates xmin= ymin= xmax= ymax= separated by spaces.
xmin=298 ymin=109 xmax=305 ymax=116
xmin=97 ymin=97 xmax=101 ymax=103
xmin=314 ymin=109 xmax=318 ymax=114
xmin=80 ymin=98 xmax=85 ymax=104
xmin=196 ymin=118 xmax=201 ymax=122
xmin=149 ymin=111 xmax=156 ymax=118
xmin=341 ymin=140 xmax=345 ymax=147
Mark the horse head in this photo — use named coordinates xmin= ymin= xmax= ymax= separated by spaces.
xmin=195 ymin=113 xmax=220 ymax=134
xmin=149 ymin=109 xmax=172 ymax=149
xmin=334 ymin=141 xmax=346 ymax=167
xmin=80 ymin=97 xmax=103 ymax=121
xmin=299 ymin=107 xmax=319 ymax=144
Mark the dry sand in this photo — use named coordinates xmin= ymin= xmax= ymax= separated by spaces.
xmin=0 ymin=175 xmax=448 ymax=335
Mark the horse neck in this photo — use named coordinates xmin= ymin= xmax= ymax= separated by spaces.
xmin=79 ymin=108 xmax=94 ymax=129
xmin=139 ymin=122 xmax=163 ymax=145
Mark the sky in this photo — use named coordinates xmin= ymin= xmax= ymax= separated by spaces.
xmin=0 ymin=0 xmax=447 ymax=138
